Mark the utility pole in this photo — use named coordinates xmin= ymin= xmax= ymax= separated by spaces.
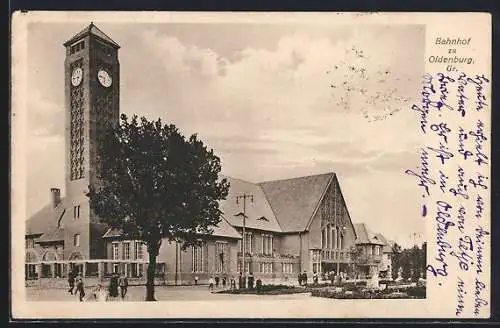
xmin=236 ymin=193 xmax=253 ymax=283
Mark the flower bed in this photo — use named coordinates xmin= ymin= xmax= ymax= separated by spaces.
xmin=216 ymin=284 xmax=307 ymax=295
xmin=310 ymin=285 xmax=426 ymax=299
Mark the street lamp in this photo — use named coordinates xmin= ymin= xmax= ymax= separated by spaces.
xmin=336 ymin=226 xmax=347 ymax=283
xmin=237 ymin=194 xmax=253 ymax=285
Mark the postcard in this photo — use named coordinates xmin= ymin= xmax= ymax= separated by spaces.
xmin=11 ymin=11 xmax=491 ymax=319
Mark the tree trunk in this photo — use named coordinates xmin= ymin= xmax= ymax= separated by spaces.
xmin=145 ymin=242 xmax=160 ymax=301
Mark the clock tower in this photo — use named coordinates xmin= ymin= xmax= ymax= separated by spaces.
xmin=63 ymin=23 xmax=120 ymax=260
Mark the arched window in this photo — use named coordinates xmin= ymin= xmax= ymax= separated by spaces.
xmin=73 ymin=234 xmax=80 ymax=247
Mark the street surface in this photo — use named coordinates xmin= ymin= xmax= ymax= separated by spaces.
xmin=26 ymin=285 xmax=312 ymax=302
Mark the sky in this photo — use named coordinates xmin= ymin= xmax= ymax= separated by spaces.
xmin=25 ymin=22 xmax=426 ymax=247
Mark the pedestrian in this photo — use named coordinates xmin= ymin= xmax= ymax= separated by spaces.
xmin=230 ymin=276 xmax=236 ymax=290
xmin=297 ymin=273 xmax=302 ymax=286
xmin=208 ymin=276 xmax=215 ymax=293
xmin=222 ymin=276 xmax=227 ymax=288
xmin=67 ymin=270 xmax=75 ymax=295
xmin=194 ymin=276 xmax=199 ymax=285
xmin=313 ymin=272 xmax=318 ymax=285
xmin=248 ymin=272 xmax=254 ymax=289
xmin=109 ymin=273 xmax=119 ymax=298
xmin=215 ymin=276 xmax=220 ymax=288
xmin=119 ymin=274 xmax=129 ymax=299
xmin=302 ymin=271 xmax=308 ymax=286
xmin=238 ymin=272 xmax=243 ymax=289
xmin=74 ymin=273 xmax=86 ymax=302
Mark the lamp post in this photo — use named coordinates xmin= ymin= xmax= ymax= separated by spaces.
xmin=237 ymin=194 xmax=253 ymax=284
xmin=336 ymin=226 xmax=347 ymax=282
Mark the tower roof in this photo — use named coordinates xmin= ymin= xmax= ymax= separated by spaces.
xmin=63 ymin=22 xmax=120 ymax=48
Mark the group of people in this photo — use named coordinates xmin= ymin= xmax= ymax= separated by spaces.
xmin=67 ymin=270 xmax=129 ymax=302
xmin=207 ymin=272 xmax=261 ymax=293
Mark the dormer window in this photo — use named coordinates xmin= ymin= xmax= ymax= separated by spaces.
xmin=257 ymin=216 xmax=269 ymax=222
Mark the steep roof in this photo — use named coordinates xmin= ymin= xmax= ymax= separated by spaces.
xmin=63 ymin=22 xmax=120 ymax=48
xmin=26 ymin=198 xmax=66 ymax=237
xmin=354 ymin=223 xmax=387 ymax=246
xmin=258 ymin=173 xmax=334 ymax=232
xmin=219 ymin=177 xmax=282 ymax=232
xmin=353 ymin=223 xmax=371 ymax=244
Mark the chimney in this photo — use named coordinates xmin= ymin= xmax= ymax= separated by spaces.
xmin=50 ymin=188 xmax=61 ymax=208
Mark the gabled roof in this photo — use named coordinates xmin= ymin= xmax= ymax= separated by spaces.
xmin=63 ymin=22 xmax=120 ymax=48
xmin=219 ymin=176 xmax=282 ymax=232
xmin=38 ymin=228 xmax=65 ymax=243
xmin=26 ymin=197 xmax=66 ymax=237
xmin=353 ymin=223 xmax=387 ymax=246
xmin=353 ymin=223 xmax=371 ymax=244
xmin=258 ymin=173 xmax=334 ymax=232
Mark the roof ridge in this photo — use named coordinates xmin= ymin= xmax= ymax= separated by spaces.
xmin=257 ymin=172 xmax=335 ymax=185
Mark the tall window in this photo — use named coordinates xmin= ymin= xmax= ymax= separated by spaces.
xmin=329 ymin=225 xmax=334 ymax=249
xmin=260 ymin=262 xmax=273 ymax=273
xmin=282 ymin=263 xmax=293 ymax=273
xmin=112 ymin=242 xmax=119 ymax=260
xmin=25 ymin=239 xmax=35 ymax=249
xmin=123 ymin=242 xmax=130 ymax=260
xmin=135 ymin=241 xmax=144 ymax=260
xmin=215 ymin=242 xmax=227 ymax=273
xmin=262 ymin=234 xmax=273 ymax=255
xmin=73 ymin=234 xmax=80 ymax=247
xmin=243 ymin=232 xmax=253 ymax=254
xmin=192 ymin=245 xmax=205 ymax=273
xmin=237 ymin=261 xmax=250 ymax=273
xmin=73 ymin=205 xmax=80 ymax=219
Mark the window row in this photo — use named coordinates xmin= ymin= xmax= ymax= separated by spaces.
xmin=282 ymin=263 xmax=294 ymax=273
xmin=262 ymin=234 xmax=274 ymax=255
xmin=70 ymin=40 xmax=85 ymax=54
xmin=321 ymin=225 xmax=344 ymax=249
xmin=238 ymin=232 xmax=274 ymax=255
xmin=260 ymin=262 xmax=273 ymax=273
xmin=111 ymin=241 xmax=146 ymax=260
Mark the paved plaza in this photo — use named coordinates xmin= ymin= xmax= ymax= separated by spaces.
xmin=26 ymin=285 xmax=312 ymax=302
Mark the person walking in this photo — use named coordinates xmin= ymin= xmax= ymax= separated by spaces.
xmin=67 ymin=270 xmax=75 ymax=295
xmin=215 ymin=276 xmax=220 ymax=288
xmin=297 ymin=272 xmax=302 ymax=286
xmin=74 ymin=273 xmax=86 ymax=302
xmin=208 ymin=276 xmax=215 ymax=293
xmin=222 ymin=276 xmax=227 ymax=289
xmin=230 ymin=276 xmax=236 ymax=290
xmin=119 ymin=274 xmax=129 ymax=300
xmin=109 ymin=273 xmax=119 ymax=299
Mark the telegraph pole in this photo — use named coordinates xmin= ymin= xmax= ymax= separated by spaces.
xmin=236 ymin=193 xmax=253 ymax=282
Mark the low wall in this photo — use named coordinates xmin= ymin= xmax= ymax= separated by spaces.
xmin=26 ymin=275 xmax=303 ymax=289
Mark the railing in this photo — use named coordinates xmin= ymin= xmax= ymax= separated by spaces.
xmin=320 ymin=249 xmax=350 ymax=262
xmin=358 ymin=254 xmax=383 ymax=263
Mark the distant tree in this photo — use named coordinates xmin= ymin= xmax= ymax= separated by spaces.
xmin=87 ymin=114 xmax=229 ymax=301
xmin=391 ymin=243 xmax=402 ymax=279
xmin=410 ymin=245 xmax=421 ymax=282
xmin=348 ymin=245 xmax=366 ymax=278
xmin=420 ymin=242 xmax=427 ymax=278
xmin=400 ymin=251 xmax=412 ymax=280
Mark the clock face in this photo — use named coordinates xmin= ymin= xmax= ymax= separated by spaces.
xmin=97 ymin=69 xmax=112 ymax=88
xmin=71 ymin=67 xmax=83 ymax=87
